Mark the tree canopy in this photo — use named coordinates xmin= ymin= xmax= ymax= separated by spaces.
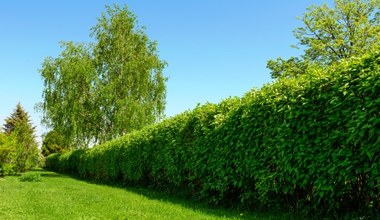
xmin=267 ymin=0 xmax=380 ymax=78
xmin=38 ymin=5 xmax=167 ymax=146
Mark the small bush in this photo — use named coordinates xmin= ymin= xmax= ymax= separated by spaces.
xmin=19 ymin=172 xmax=42 ymax=182
xmin=0 ymin=164 xmax=15 ymax=177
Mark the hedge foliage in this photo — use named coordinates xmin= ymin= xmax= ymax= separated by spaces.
xmin=46 ymin=51 xmax=380 ymax=217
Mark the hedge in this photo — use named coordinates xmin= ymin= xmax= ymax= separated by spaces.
xmin=46 ymin=51 xmax=380 ymax=217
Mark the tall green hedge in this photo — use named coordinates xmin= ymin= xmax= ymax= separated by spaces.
xmin=46 ymin=51 xmax=380 ymax=217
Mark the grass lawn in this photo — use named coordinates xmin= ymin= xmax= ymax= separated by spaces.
xmin=0 ymin=169 xmax=292 ymax=220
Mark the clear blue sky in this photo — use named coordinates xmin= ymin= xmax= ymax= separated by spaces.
xmin=0 ymin=0 xmax=333 ymax=145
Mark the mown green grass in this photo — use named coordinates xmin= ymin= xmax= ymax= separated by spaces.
xmin=0 ymin=170 xmax=292 ymax=220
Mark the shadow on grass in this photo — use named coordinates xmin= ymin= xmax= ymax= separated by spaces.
xmin=121 ymin=187 xmax=301 ymax=220
xmin=38 ymin=169 xmax=299 ymax=220
xmin=29 ymin=169 xmax=67 ymax=178
xmin=121 ymin=186 xmax=274 ymax=220
xmin=40 ymin=173 xmax=64 ymax=178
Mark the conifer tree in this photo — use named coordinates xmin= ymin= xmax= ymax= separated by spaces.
xmin=3 ymin=103 xmax=30 ymax=135
xmin=3 ymin=103 xmax=39 ymax=172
